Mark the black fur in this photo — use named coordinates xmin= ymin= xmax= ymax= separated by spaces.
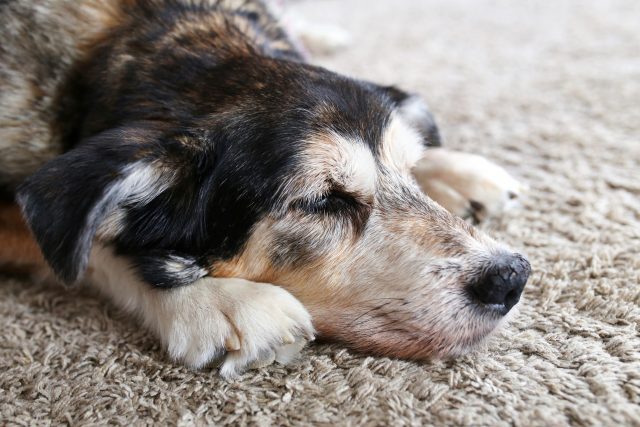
xmin=16 ymin=0 xmax=442 ymax=288
xmin=17 ymin=127 xmax=155 ymax=283
xmin=133 ymin=251 xmax=208 ymax=288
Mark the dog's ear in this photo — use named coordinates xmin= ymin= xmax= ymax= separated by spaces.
xmin=379 ymin=85 xmax=441 ymax=147
xmin=16 ymin=125 xmax=175 ymax=284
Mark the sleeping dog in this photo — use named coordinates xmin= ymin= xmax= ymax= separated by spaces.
xmin=0 ymin=0 xmax=531 ymax=377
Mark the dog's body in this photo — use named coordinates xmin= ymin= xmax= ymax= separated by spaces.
xmin=0 ymin=0 xmax=530 ymax=377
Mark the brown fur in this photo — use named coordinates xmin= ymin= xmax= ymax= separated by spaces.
xmin=0 ymin=203 xmax=46 ymax=274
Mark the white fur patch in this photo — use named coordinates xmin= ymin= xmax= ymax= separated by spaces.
xmin=95 ymin=162 xmax=173 ymax=239
xmin=380 ymin=114 xmax=426 ymax=172
xmin=397 ymin=96 xmax=433 ymax=129
xmin=339 ymin=138 xmax=377 ymax=195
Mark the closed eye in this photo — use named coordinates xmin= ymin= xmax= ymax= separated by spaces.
xmin=291 ymin=185 xmax=372 ymax=234
xmin=294 ymin=189 xmax=358 ymax=215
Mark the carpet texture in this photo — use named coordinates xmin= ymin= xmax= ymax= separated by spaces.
xmin=1 ymin=0 xmax=639 ymax=425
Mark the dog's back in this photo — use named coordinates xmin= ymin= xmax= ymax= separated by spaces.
xmin=0 ymin=0 xmax=108 ymax=191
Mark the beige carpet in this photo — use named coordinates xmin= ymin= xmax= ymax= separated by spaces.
xmin=2 ymin=0 xmax=640 ymax=425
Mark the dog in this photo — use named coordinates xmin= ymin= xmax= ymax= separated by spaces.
xmin=0 ymin=0 xmax=531 ymax=378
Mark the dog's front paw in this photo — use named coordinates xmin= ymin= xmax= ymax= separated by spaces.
xmin=413 ymin=148 xmax=525 ymax=223
xmin=156 ymin=277 xmax=314 ymax=378
xmin=215 ymin=278 xmax=315 ymax=378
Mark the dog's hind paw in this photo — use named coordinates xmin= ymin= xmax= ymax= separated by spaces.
xmin=412 ymin=148 xmax=525 ymax=223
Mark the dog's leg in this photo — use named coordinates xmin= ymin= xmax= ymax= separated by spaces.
xmin=0 ymin=206 xmax=314 ymax=377
xmin=412 ymin=148 xmax=525 ymax=223
xmin=87 ymin=245 xmax=314 ymax=378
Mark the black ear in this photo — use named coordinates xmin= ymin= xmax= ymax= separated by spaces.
xmin=16 ymin=125 xmax=169 ymax=284
xmin=379 ymin=85 xmax=441 ymax=147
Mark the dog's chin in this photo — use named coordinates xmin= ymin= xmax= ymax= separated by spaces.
xmin=419 ymin=293 xmax=523 ymax=360
xmin=312 ymin=295 xmax=522 ymax=362
xmin=440 ymin=301 xmax=521 ymax=360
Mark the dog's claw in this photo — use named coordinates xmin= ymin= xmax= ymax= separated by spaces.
xmin=282 ymin=331 xmax=296 ymax=345
xmin=275 ymin=337 xmax=308 ymax=364
xmin=225 ymin=333 xmax=241 ymax=351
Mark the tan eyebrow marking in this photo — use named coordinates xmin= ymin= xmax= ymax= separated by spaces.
xmin=280 ymin=131 xmax=377 ymax=205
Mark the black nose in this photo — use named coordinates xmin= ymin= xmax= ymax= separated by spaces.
xmin=472 ymin=254 xmax=531 ymax=314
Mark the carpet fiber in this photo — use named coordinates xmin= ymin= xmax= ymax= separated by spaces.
xmin=1 ymin=0 xmax=639 ymax=425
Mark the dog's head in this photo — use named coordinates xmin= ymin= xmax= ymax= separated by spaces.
xmin=18 ymin=55 xmax=529 ymax=359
